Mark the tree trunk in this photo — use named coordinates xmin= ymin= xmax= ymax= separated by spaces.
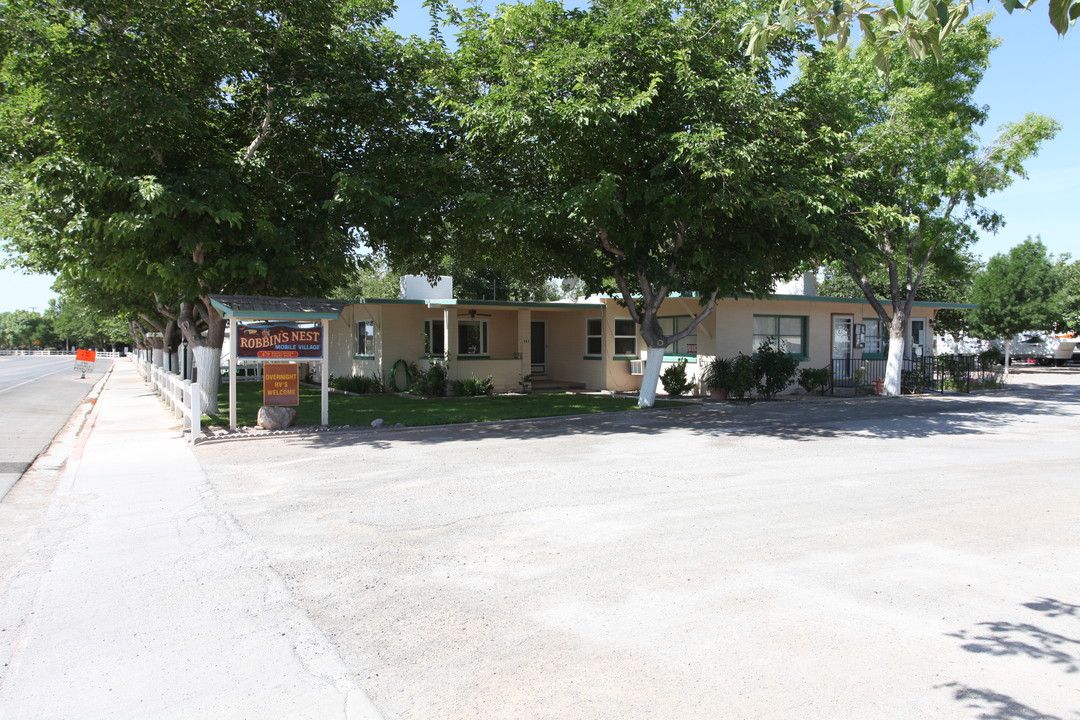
xmin=193 ymin=345 xmax=222 ymax=415
xmin=177 ymin=298 xmax=227 ymax=415
xmin=883 ymin=313 xmax=906 ymax=396
xmin=637 ymin=345 xmax=666 ymax=408
xmin=1003 ymin=339 xmax=1011 ymax=379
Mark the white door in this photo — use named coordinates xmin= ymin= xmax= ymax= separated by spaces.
xmin=910 ymin=319 xmax=926 ymax=358
xmin=832 ymin=315 xmax=853 ymax=381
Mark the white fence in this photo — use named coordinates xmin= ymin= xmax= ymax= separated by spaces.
xmin=0 ymin=349 xmax=125 ymax=358
xmin=134 ymin=357 xmax=202 ymax=445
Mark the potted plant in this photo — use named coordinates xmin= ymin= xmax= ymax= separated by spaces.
xmin=701 ymin=356 xmax=735 ymax=400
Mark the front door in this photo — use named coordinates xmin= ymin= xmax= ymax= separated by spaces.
xmin=832 ymin=315 xmax=854 ymax=381
xmin=531 ymin=321 xmax=546 ymax=375
xmin=910 ymin=319 xmax=926 ymax=358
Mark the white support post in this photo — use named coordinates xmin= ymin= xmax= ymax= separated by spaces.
xmin=320 ymin=319 xmax=329 ymax=426
xmin=189 ymin=383 xmax=201 ymax=445
xmin=229 ymin=317 xmax=237 ymax=430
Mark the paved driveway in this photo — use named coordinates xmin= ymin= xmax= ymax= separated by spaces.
xmin=196 ymin=369 xmax=1080 ymax=720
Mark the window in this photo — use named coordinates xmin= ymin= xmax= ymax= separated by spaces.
xmin=458 ymin=320 xmax=488 ymax=355
xmin=753 ymin=315 xmax=807 ymax=358
xmin=614 ymin=318 xmax=637 ymax=356
xmin=585 ymin=318 xmax=602 ymax=356
xmin=356 ymin=320 xmax=374 ymax=356
xmin=424 ymin=319 xmax=445 ymax=356
xmin=657 ymin=316 xmax=697 ymax=356
xmin=863 ymin=318 xmax=885 ymax=356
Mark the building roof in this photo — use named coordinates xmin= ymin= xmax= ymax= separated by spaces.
xmin=209 ymin=295 xmax=347 ymax=320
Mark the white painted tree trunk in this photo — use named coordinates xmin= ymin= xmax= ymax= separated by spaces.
xmin=193 ymin=345 xmax=222 ymax=415
xmin=883 ymin=335 xmax=905 ymax=396
xmin=636 ymin=346 xmax=666 ymax=408
xmin=1003 ymin=340 xmax=1011 ymax=379
xmin=151 ymin=347 xmax=164 ymax=367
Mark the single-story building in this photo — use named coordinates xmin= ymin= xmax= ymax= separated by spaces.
xmin=298 ymin=274 xmax=970 ymax=395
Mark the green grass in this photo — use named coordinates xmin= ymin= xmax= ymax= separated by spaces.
xmin=204 ymin=381 xmax=681 ymax=428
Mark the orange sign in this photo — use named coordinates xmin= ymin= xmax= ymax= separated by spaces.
xmin=75 ymin=349 xmax=97 ymax=362
xmin=263 ymin=363 xmax=300 ymax=406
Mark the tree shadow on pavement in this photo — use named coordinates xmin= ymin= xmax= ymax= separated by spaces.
xmin=280 ymin=382 xmax=1080 ymax=451
xmin=939 ymin=597 xmax=1080 ymax=720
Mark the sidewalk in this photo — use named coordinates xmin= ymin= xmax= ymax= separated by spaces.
xmin=0 ymin=360 xmax=380 ymax=720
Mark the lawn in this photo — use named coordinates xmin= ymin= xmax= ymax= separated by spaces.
xmin=203 ymin=381 xmax=682 ymax=428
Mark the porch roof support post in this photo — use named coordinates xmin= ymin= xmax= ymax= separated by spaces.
xmin=229 ymin=317 xmax=237 ymax=431
xmin=321 ymin=318 xmax=329 ymax=426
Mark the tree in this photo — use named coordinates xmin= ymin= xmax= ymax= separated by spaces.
xmin=801 ymin=17 xmax=1058 ymax=394
xmin=0 ymin=0 xmax=439 ymax=412
xmin=818 ymin=252 xmax=980 ymax=336
xmin=443 ymin=0 xmax=850 ymax=406
xmin=0 ymin=309 xmax=52 ymax=349
xmin=744 ymin=0 xmax=1078 ymax=71
xmin=969 ymin=237 xmax=1062 ymax=373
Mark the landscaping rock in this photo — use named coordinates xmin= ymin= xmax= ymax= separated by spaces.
xmin=257 ymin=406 xmax=296 ymax=430
xmin=371 ymin=418 xmax=384 ymax=428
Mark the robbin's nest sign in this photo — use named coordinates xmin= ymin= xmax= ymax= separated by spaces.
xmin=236 ymin=324 xmax=322 ymax=359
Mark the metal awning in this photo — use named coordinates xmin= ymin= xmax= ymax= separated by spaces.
xmin=209 ymin=295 xmax=346 ymax=321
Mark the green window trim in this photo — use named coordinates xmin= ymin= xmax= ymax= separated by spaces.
xmin=352 ymin=354 xmax=375 ymax=360
xmin=582 ymin=355 xmax=602 ymax=361
xmin=612 ymin=355 xmax=639 ymax=361
xmin=752 ymin=314 xmax=809 ymax=361
xmin=663 ymin=354 xmax=698 ymax=363
xmin=456 ymin=355 xmax=492 ymax=360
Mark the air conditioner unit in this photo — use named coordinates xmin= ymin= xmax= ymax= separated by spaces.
xmin=629 ymin=359 xmax=645 ymax=375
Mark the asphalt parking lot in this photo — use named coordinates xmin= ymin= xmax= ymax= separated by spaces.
xmin=195 ymin=368 xmax=1080 ymax=720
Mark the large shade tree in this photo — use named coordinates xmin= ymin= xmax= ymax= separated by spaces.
xmin=0 ymin=0 xmax=439 ymax=412
xmin=442 ymin=0 xmax=852 ymax=406
xmin=800 ymin=16 xmax=1058 ymax=394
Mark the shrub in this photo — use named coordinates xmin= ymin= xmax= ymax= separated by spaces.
xmin=452 ymin=375 xmax=494 ymax=396
xmin=979 ymin=346 xmax=1005 ymax=368
xmin=409 ymin=362 xmax=448 ymax=397
xmin=329 ymin=372 xmax=384 ymax=394
xmin=660 ymin=359 xmax=694 ymax=396
xmin=797 ymin=366 xmax=830 ymax=396
xmin=728 ymin=354 xmax=756 ymax=400
xmin=701 ymin=356 xmax=734 ymax=392
xmin=752 ymin=340 xmax=799 ymax=400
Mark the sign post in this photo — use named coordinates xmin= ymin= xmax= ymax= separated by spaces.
xmin=74 ymin=349 xmax=96 ymax=379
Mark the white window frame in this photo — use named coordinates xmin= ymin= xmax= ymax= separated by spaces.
xmin=458 ymin=320 xmax=488 ymax=356
xmin=424 ymin=319 xmax=445 ymax=356
xmin=356 ymin=320 xmax=374 ymax=357
xmin=585 ymin=318 xmax=602 ymax=357
xmin=613 ymin=318 xmax=637 ymax=357
xmin=863 ymin=317 xmax=885 ymax=356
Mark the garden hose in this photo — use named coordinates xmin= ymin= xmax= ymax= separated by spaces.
xmin=390 ymin=359 xmax=410 ymax=392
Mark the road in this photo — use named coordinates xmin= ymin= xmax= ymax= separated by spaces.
xmin=0 ymin=354 xmax=111 ymax=497
xmin=192 ymin=368 xmax=1080 ymax=720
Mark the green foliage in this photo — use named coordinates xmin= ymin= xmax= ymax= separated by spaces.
xmin=744 ymin=0 xmax=1078 ymax=73
xmin=330 ymin=373 xmax=384 ymax=395
xmin=0 ymin=309 xmax=54 ymax=349
xmin=979 ymin=346 xmax=1005 ymax=367
xmin=660 ymin=359 xmax=694 ymax=397
xmin=701 ymin=356 xmax=735 ymax=392
xmin=752 ymin=340 xmax=801 ymax=400
xmin=327 ymin=257 xmax=401 ymax=300
xmin=969 ymin=238 xmax=1063 ymax=340
xmin=451 ymin=375 xmax=494 ymax=397
xmin=797 ymin=366 xmax=831 ymax=396
xmin=408 ymin=362 xmax=448 ymax=397
xmin=728 ymin=355 xmax=757 ymax=400
xmin=443 ymin=0 xmax=852 ymax=405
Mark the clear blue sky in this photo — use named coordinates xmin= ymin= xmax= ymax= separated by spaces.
xmin=1 ymin=3 xmax=1075 ymax=313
